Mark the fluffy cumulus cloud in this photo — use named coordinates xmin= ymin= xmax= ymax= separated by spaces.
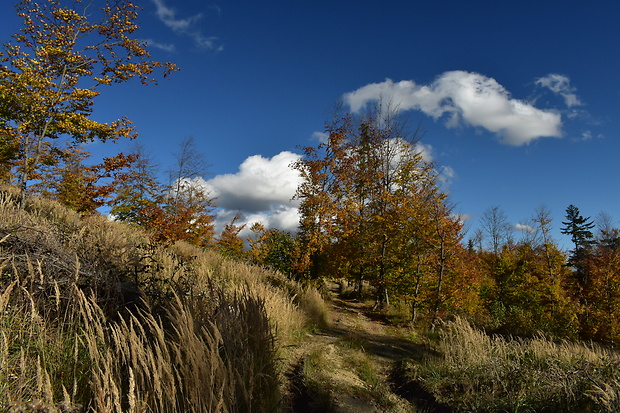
xmin=150 ymin=0 xmax=221 ymax=50
xmin=195 ymin=151 xmax=303 ymax=236
xmin=344 ymin=71 xmax=563 ymax=146
xmin=205 ymin=151 xmax=302 ymax=212
xmin=535 ymin=74 xmax=582 ymax=108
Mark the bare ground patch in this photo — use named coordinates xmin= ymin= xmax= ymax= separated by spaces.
xmin=286 ymin=280 xmax=440 ymax=412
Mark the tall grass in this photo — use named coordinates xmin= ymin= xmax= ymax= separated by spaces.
xmin=0 ymin=186 xmax=325 ymax=411
xmin=409 ymin=317 xmax=620 ymax=412
xmin=0 ymin=255 xmax=280 ymax=412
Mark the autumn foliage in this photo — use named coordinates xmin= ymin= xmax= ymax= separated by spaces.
xmin=1 ymin=0 xmax=620 ymax=355
xmin=0 ymin=0 xmax=176 ymax=206
xmin=292 ymin=106 xmax=476 ymax=321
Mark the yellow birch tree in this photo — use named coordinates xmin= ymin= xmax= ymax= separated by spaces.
xmin=0 ymin=0 xmax=177 ymax=207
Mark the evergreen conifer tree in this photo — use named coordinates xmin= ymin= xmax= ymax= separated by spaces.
xmin=561 ymin=204 xmax=594 ymax=285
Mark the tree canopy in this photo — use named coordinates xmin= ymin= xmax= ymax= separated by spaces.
xmin=0 ymin=0 xmax=176 ymax=206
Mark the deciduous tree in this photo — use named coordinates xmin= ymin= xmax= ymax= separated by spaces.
xmin=0 ymin=0 xmax=177 ymax=207
xmin=294 ymin=104 xmax=460 ymax=311
xmin=111 ymin=140 xmax=215 ymax=246
xmin=110 ymin=143 xmax=160 ymax=225
xmin=216 ymin=213 xmax=246 ymax=261
xmin=248 ymin=222 xmax=298 ymax=275
xmin=480 ymin=206 xmax=512 ymax=256
xmin=36 ymin=143 xmax=135 ymax=213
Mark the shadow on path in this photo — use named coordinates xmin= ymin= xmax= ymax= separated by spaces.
xmin=324 ymin=294 xmax=439 ymax=362
xmin=320 ymin=287 xmax=451 ymax=412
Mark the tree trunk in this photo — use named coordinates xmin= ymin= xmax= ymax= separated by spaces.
xmin=357 ymin=268 xmax=365 ymax=298
xmin=411 ymin=257 xmax=422 ymax=323
xmin=430 ymin=233 xmax=446 ymax=330
xmin=374 ymin=234 xmax=389 ymax=309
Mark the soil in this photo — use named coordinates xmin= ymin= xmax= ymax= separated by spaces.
xmin=287 ymin=280 xmax=447 ymax=413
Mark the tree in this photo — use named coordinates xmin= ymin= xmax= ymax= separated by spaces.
xmin=426 ymin=200 xmax=464 ymax=328
xmin=151 ymin=137 xmax=214 ymax=245
xmin=582 ymin=248 xmax=620 ymax=345
xmin=140 ymin=185 xmax=215 ymax=246
xmin=561 ymin=205 xmax=595 ymax=252
xmin=293 ymin=104 xmax=459 ymax=311
xmin=595 ymin=212 xmax=620 ymax=250
xmin=167 ymin=136 xmax=210 ymax=209
xmin=110 ymin=143 xmax=161 ymax=225
xmin=486 ymin=242 xmax=577 ymax=337
xmin=561 ymin=205 xmax=594 ymax=285
xmin=532 ymin=205 xmax=556 ymax=280
xmin=36 ymin=144 xmax=135 ymax=213
xmin=215 ymin=214 xmax=246 ymax=261
xmin=111 ymin=140 xmax=215 ymax=246
xmin=0 ymin=0 xmax=177 ymax=207
xmin=248 ymin=223 xmax=298 ymax=275
xmin=480 ymin=206 xmax=512 ymax=256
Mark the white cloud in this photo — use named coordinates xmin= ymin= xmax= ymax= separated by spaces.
xmin=515 ymin=223 xmax=536 ymax=233
xmin=213 ymin=206 xmax=300 ymax=240
xmin=344 ymin=71 xmax=563 ymax=146
xmin=240 ymin=205 xmax=300 ymax=235
xmin=142 ymin=39 xmax=176 ymax=53
xmin=205 ymin=151 xmax=302 ymax=212
xmin=438 ymin=165 xmax=456 ymax=183
xmin=414 ymin=142 xmax=434 ymax=163
xmin=312 ymin=131 xmax=329 ymax=143
xmin=150 ymin=0 xmax=221 ymax=50
xmin=193 ymin=151 xmax=303 ymax=236
xmin=452 ymin=213 xmax=471 ymax=225
xmin=151 ymin=0 xmax=201 ymax=31
xmin=536 ymin=74 xmax=582 ymax=108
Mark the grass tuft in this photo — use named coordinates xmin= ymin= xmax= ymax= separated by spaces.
xmin=408 ymin=316 xmax=620 ymax=412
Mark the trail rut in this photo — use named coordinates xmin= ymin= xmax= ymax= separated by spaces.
xmin=287 ymin=281 xmax=442 ymax=412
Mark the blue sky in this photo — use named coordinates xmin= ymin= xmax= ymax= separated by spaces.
xmin=2 ymin=0 xmax=619 ymax=250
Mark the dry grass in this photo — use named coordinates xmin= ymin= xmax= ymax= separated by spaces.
xmin=0 ymin=186 xmax=325 ymax=411
xmin=408 ymin=316 xmax=620 ymax=412
xmin=0 ymin=256 xmax=280 ymax=412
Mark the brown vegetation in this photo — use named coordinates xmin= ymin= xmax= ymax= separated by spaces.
xmin=0 ymin=186 xmax=323 ymax=411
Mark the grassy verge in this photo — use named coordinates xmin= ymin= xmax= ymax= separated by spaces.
xmin=405 ymin=317 xmax=620 ymax=412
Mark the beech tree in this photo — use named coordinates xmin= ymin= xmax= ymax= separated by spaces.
xmin=0 ymin=0 xmax=177 ymax=207
xmin=110 ymin=141 xmax=215 ymax=246
xmin=294 ymin=105 xmax=459 ymax=310
xmin=426 ymin=200 xmax=464 ymax=328
xmin=140 ymin=186 xmax=215 ymax=246
xmin=110 ymin=143 xmax=160 ymax=225
xmin=582 ymin=229 xmax=620 ymax=345
xmin=248 ymin=223 xmax=298 ymax=275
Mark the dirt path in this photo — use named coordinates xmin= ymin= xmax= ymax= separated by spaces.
xmin=288 ymin=281 xmax=438 ymax=412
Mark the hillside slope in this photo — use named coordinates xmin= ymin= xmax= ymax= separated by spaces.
xmin=0 ymin=187 xmax=324 ymax=412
